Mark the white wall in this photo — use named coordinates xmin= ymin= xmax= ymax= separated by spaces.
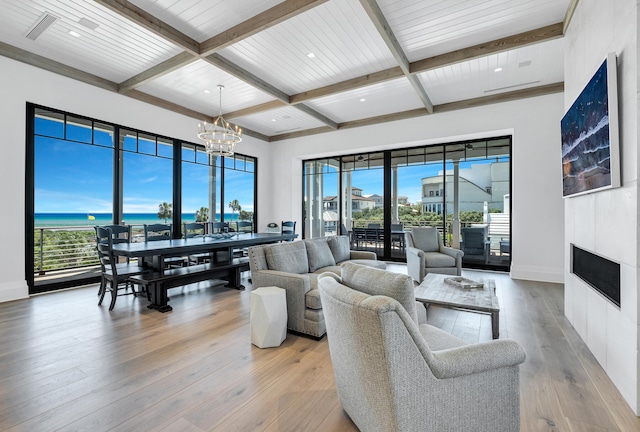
xmin=563 ymin=0 xmax=639 ymax=414
xmin=266 ymin=93 xmax=566 ymax=284
xmin=0 ymin=55 xmax=271 ymax=303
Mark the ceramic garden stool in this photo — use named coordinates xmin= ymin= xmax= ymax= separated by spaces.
xmin=250 ymin=286 xmax=287 ymax=348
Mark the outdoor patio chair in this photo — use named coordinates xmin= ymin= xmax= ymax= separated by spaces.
xmin=461 ymin=225 xmax=490 ymax=264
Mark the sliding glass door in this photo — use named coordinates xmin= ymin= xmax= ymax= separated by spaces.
xmin=302 ymin=137 xmax=511 ymax=271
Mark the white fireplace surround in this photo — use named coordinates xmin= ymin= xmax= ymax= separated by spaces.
xmin=563 ymin=0 xmax=639 ymax=415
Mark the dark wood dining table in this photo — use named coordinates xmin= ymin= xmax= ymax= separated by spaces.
xmin=111 ymin=232 xmax=296 ymax=311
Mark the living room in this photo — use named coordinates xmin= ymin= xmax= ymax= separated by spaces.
xmin=0 ymin=0 xmax=638 ymax=428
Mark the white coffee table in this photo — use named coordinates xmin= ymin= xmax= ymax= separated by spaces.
xmin=250 ymin=286 xmax=287 ymax=348
xmin=415 ymin=273 xmax=500 ymax=339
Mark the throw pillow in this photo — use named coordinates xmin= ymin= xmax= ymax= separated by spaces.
xmin=305 ymin=239 xmax=336 ymax=272
xmin=341 ymin=262 xmax=418 ymax=323
xmin=411 ymin=227 xmax=440 ymax=252
xmin=265 ymin=241 xmax=309 ymax=274
xmin=327 ymin=235 xmax=350 ymax=263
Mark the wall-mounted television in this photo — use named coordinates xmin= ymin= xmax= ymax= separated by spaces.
xmin=561 ymin=52 xmax=620 ymax=198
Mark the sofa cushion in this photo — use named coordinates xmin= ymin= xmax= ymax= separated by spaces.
xmin=411 ymin=227 xmax=440 ymax=252
xmin=305 ymin=288 xmax=322 ymax=309
xmin=347 ymin=259 xmax=386 ymax=270
xmin=424 ymin=252 xmax=455 ymax=268
xmin=305 ymin=239 xmax=336 ymax=272
xmin=328 ymin=235 xmax=350 ymax=263
xmin=264 ymin=241 xmax=309 ymax=274
xmin=341 ymin=262 xmax=418 ymax=323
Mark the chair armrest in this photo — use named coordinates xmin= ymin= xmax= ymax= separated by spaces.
xmin=349 ymin=250 xmax=377 ymax=260
xmin=405 ymin=246 xmax=426 ymax=282
xmin=406 ymin=245 xmax=424 ymax=259
xmin=251 ymin=269 xmax=311 ymax=299
xmin=440 ymin=245 xmax=463 ymax=259
xmin=429 ymin=339 xmax=526 ymax=379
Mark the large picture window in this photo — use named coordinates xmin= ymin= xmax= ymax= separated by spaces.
xmin=27 ymin=104 xmax=258 ymax=293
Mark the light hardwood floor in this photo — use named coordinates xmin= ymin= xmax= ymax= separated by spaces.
xmin=0 ymin=266 xmax=638 ymax=431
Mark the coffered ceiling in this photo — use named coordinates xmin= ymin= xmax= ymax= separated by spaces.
xmin=0 ymin=0 xmax=575 ymax=142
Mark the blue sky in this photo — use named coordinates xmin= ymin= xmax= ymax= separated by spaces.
xmin=319 ymin=160 xmax=496 ymax=205
xmin=34 ymin=118 xmax=255 ymax=214
xmin=35 ymin=116 xmax=507 ymax=214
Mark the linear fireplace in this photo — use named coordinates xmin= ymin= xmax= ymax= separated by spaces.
xmin=571 ymin=245 xmax=620 ymax=307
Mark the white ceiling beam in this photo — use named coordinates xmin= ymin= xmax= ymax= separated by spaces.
xmin=0 ymin=40 xmax=117 ymax=92
xmin=358 ymin=0 xmax=434 ymax=113
xmin=204 ymin=54 xmax=338 ymax=129
xmin=410 ymin=23 xmax=563 ymax=73
xmin=118 ymin=52 xmax=196 ymax=92
xmin=93 ymin=0 xmax=200 ymax=54
xmin=270 ymin=82 xmax=564 ymax=141
xmin=200 ymin=0 xmax=329 ymax=55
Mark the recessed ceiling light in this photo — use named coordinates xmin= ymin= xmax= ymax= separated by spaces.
xmin=360 ymin=98 xmax=366 ymax=102
xmin=271 ymin=119 xmax=277 ymax=122
xmin=68 ymin=30 xmax=81 ymax=37
xmin=204 ymin=89 xmax=210 ymax=94
xmin=306 ymin=52 xmax=316 ymax=58
xmin=494 ymin=67 xmax=503 ymax=72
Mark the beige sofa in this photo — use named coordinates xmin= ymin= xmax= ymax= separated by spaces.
xmin=247 ymin=235 xmax=385 ymax=338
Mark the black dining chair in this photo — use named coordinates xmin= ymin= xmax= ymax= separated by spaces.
xmin=281 ymin=220 xmax=296 ymax=241
xmin=183 ymin=222 xmax=209 ymax=265
xmin=236 ymin=221 xmax=253 ymax=233
xmin=95 ymin=226 xmax=147 ymax=310
xmin=212 ymin=221 xmax=229 ymax=233
xmin=144 ymin=224 xmax=187 ymax=268
xmin=95 ymin=224 xmax=132 ymax=296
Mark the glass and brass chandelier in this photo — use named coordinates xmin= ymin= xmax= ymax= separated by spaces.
xmin=197 ymin=85 xmax=242 ymax=156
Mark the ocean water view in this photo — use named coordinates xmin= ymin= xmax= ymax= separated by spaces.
xmin=35 ymin=213 xmax=240 ymax=228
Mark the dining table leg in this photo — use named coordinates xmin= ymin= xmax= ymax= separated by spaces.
xmin=147 ymin=281 xmax=173 ymax=313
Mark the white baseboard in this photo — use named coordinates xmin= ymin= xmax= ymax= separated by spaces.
xmin=0 ymin=280 xmax=29 ymax=303
xmin=510 ymin=263 xmax=564 ymax=284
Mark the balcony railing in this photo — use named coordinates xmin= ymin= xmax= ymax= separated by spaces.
xmin=33 ymin=225 xmax=149 ymax=275
xmin=34 ymin=226 xmax=99 ymax=275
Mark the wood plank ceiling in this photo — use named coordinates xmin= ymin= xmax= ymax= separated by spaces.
xmin=0 ymin=0 xmax=575 ymax=142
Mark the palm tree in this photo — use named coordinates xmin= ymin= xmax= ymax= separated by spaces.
xmin=195 ymin=206 xmax=209 ymax=222
xmin=157 ymin=202 xmax=172 ymax=223
xmin=228 ymin=199 xmax=241 ymax=221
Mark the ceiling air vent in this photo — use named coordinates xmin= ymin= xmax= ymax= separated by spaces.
xmin=25 ymin=12 xmax=59 ymax=41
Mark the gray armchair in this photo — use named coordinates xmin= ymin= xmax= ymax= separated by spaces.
xmin=318 ymin=262 xmax=526 ymax=432
xmin=405 ymin=226 xmax=462 ymax=282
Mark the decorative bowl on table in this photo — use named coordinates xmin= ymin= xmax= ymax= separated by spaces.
xmin=444 ymin=277 xmax=484 ymax=290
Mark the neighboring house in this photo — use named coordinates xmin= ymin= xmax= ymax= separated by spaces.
xmin=421 ymin=162 xmax=509 ymax=214
xmin=363 ymin=193 xmax=383 ymax=208
xmin=324 ymin=187 xmax=376 ymax=212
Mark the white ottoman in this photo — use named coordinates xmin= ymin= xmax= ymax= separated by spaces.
xmin=250 ymin=286 xmax=287 ymax=348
